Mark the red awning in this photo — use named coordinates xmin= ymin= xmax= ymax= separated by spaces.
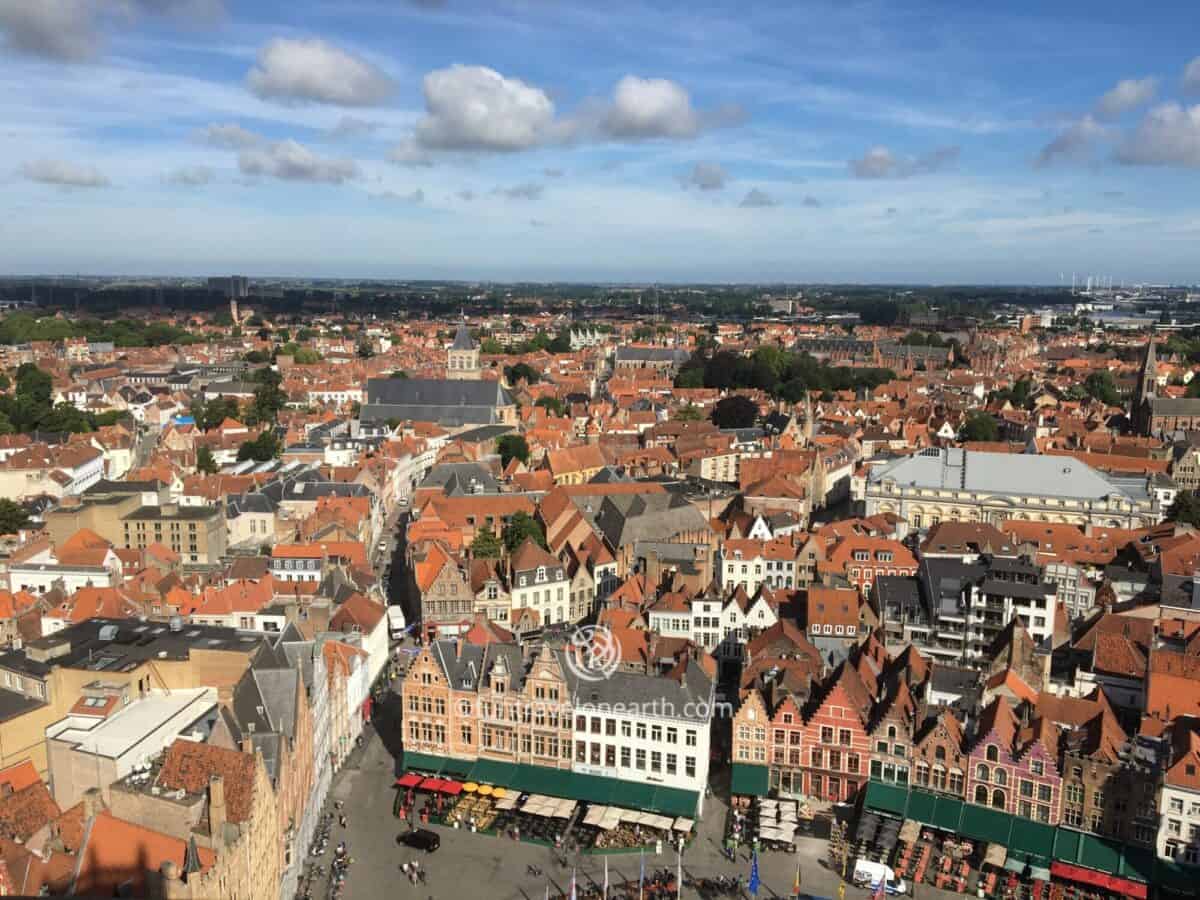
xmin=418 ymin=777 xmax=444 ymax=792
xmin=395 ymin=773 xmax=422 ymax=788
xmin=440 ymin=780 xmax=463 ymax=795
xmin=1050 ymin=862 xmax=1147 ymax=900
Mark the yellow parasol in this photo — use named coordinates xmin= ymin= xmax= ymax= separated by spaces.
xmin=491 ymin=787 xmax=507 ymax=799
xmin=463 ymin=782 xmax=479 ymax=793
xmin=478 ymin=785 xmax=494 ymax=796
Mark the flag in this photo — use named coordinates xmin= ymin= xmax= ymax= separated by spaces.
xmin=639 ymin=848 xmax=645 ymax=900
xmin=603 ymin=855 xmax=609 ymax=900
xmin=748 ymin=851 xmax=760 ymax=897
xmin=792 ymin=861 xmax=802 ymax=897
xmin=873 ymin=877 xmax=886 ymax=900
xmin=571 ymin=868 xmax=577 ymax=900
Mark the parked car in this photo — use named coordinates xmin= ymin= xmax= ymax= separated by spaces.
xmin=398 ymin=828 xmax=440 ymax=852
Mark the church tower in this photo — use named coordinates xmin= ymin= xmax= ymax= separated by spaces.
xmin=447 ymin=318 xmax=480 ymax=380
xmin=1132 ymin=337 xmax=1157 ymax=433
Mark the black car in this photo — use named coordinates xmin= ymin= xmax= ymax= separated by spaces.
xmin=398 ymin=828 xmax=440 ymax=852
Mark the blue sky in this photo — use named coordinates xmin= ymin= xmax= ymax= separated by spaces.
xmin=1 ymin=0 xmax=1198 ymax=283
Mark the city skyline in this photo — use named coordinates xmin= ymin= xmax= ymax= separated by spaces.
xmin=2 ymin=1 xmax=1199 ymax=281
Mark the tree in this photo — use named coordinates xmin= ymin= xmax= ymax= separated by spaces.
xmin=248 ymin=367 xmax=286 ymax=425
xmin=390 ymin=370 xmax=409 ymax=379
xmin=237 ymin=430 xmax=281 ymax=462
xmin=711 ymin=395 xmax=759 ymax=429
xmin=674 ymin=404 xmax=703 ymax=422
xmin=244 ymin=349 xmax=271 ymax=364
xmin=357 ymin=341 xmax=375 ymax=359
xmin=496 ymin=434 xmax=529 ymax=468
xmin=192 ymin=397 xmax=241 ymax=432
xmin=1168 ymin=491 xmax=1200 ymax=527
xmin=504 ymin=363 xmax=540 ymax=385
xmin=0 ymin=499 xmax=29 ymax=534
xmin=15 ymin=364 xmax=51 ymax=407
xmin=535 ymin=396 xmax=565 ymax=416
xmin=0 ymin=373 xmax=9 ymax=391
xmin=960 ymin=410 xmax=999 ymax=443
xmin=674 ymin=368 xmax=704 ymax=389
xmin=502 ymin=511 xmax=547 ymax=554
xmin=470 ymin=528 xmax=503 ymax=559
xmin=196 ymin=446 xmax=218 ymax=474
xmin=1083 ymin=371 xmax=1120 ymax=406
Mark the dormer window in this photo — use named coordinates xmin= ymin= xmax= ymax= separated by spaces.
xmin=536 ymin=566 xmax=547 ymax=583
xmin=986 ymin=744 xmax=999 ymax=762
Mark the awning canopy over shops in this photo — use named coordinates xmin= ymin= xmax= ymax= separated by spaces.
xmin=730 ymin=763 xmax=770 ymax=798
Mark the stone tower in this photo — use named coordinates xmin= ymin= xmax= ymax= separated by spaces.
xmin=447 ymin=318 xmax=480 ymax=380
xmin=1132 ymin=337 xmax=1157 ymax=433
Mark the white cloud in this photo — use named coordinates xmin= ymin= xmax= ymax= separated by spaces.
xmin=412 ymin=65 xmax=555 ymax=152
xmin=247 ymin=38 xmax=395 ymax=107
xmin=849 ymin=145 xmax=960 ymax=178
xmin=0 ymin=0 xmax=223 ymax=61
xmin=602 ymin=76 xmax=700 ymax=139
xmin=20 ymin=158 xmax=110 ymax=188
xmin=0 ymin=0 xmax=95 ymax=60
xmin=238 ymin=139 xmax=359 ymax=183
xmin=679 ymin=161 xmax=728 ymax=191
xmin=739 ymin=188 xmax=776 ymax=208
xmin=166 ymin=165 xmax=215 ymax=186
xmin=327 ymin=115 xmax=380 ymax=139
xmin=1094 ymin=77 xmax=1157 ymax=121
xmin=1185 ymin=58 xmax=1200 ymax=95
xmin=492 ymin=182 xmax=543 ymax=200
xmin=198 ymin=122 xmax=262 ymax=150
xmin=1035 ymin=115 xmax=1106 ymax=167
xmin=1115 ymin=102 xmax=1200 ymax=169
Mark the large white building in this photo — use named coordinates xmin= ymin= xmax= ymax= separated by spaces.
xmin=865 ymin=448 xmax=1161 ymax=531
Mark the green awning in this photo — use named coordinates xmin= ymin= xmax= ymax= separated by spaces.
xmin=441 ymin=757 xmax=474 ymax=778
xmin=730 ymin=764 xmax=770 ymax=797
xmin=651 ymin=786 xmax=700 ymax=818
xmin=1117 ymin=845 xmax=1155 ymax=883
xmin=403 ymin=751 xmax=450 ymax=774
xmin=904 ymin=788 xmax=938 ymax=826
xmin=1154 ymin=859 xmax=1200 ymax=895
xmin=931 ymin=795 xmax=963 ymax=832
xmin=572 ymin=773 xmax=615 ymax=805
xmin=469 ymin=758 xmax=519 ymax=786
xmin=511 ymin=763 xmax=573 ymax=797
xmin=1052 ymin=828 xmax=1083 ymax=864
xmin=863 ymin=780 xmax=909 ymax=817
xmin=620 ymin=781 xmax=658 ymax=811
xmin=1009 ymin=820 xmax=1055 ymax=865
xmin=1076 ymin=834 xmax=1123 ymax=875
xmin=959 ymin=804 xmax=1012 ymax=845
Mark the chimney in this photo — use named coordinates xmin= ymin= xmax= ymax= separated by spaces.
xmin=81 ymin=787 xmax=104 ymax=821
xmin=208 ymin=775 xmax=226 ymax=841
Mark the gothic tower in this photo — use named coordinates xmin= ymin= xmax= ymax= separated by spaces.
xmin=447 ymin=318 xmax=480 ymax=380
xmin=1132 ymin=338 xmax=1156 ymax=433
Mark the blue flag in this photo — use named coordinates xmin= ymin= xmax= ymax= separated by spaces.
xmin=748 ymin=851 xmax=760 ymax=897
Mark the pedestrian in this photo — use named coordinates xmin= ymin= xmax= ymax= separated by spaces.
xmin=339 ymin=814 xmax=347 ymax=828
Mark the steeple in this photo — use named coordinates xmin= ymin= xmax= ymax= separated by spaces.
xmin=447 ymin=313 xmax=481 ymax=380
xmin=1132 ymin=336 xmax=1158 ymax=435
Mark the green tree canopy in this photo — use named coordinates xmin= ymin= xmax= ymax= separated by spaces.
xmin=1168 ymin=491 xmax=1200 ymax=527
xmin=711 ymin=395 xmax=759 ymax=429
xmin=535 ymin=396 xmax=565 ymax=416
xmin=502 ymin=511 xmax=547 ymax=555
xmin=0 ymin=499 xmax=30 ymax=534
xmin=196 ymin=445 xmax=219 ymax=474
xmin=960 ymin=410 xmax=999 ymax=443
xmin=237 ymin=430 xmax=281 ymax=462
xmin=504 ymin=363 xmax=540 ymax=385
xmin=470 ymin=528 xmax=503 ymax=559
xmin=496 ymin=434 xmax=529 ymax=468
xmin=674 ymin=404 xmax=703 ymax=422
xmin=1083 ymin=371 xmax=1120 ymax=406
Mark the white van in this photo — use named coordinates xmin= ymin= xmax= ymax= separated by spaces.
xmin=852 ymin=859 xmax=906 ymax=895
xmin=387 ymin=605 xmax=407 ymax=641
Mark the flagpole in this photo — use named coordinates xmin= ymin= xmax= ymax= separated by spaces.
xmin=603 ymin=855 xmax=609 ymax=900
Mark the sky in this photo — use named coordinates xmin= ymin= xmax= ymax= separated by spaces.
xmin=1 ymin=0 xmax=1199 ymax=283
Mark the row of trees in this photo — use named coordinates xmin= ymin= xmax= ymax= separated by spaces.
xmin=0 ymin=313 xmax=203 ymax=347
xmin=676 ymin=347 xmax=895 ymax=402
xmin=469 ymin=511 xmax=548 ymax=557
xmin=0 ymin=364 xmax=126 ymax=435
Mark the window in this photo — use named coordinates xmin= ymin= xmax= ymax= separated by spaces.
xmin=976 ymin=764 xmax=989 ymax=783
xmin=838 ymin=729 xmax=852 ymax=746
xmin=820 ymin=726 xmax=834 ymax=744
xmin=621 ymin=747 xmax=631 ymax=768
xmin=985 ymin=744 xmax=999 ymax=762
xmin=622 ymin=721 xmax=632 ymax=738
xmin=636 ymin=749 xmax=646 ymax=770
xmin=685 ymin=757 xmax=696 ymax=778
xmin=1030 ymin=759 xmax=1044 ymax=776
xmin=650 ymin=752 xmax=662 ymax=773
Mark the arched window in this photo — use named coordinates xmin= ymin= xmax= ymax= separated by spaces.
xmin=994 ymin=769 xmax=1007 ymax=786
xmin=975 ymin=785 xmax=988 ymax=805
xmin=986 ymin=744 xmax=999 ymax=762
xmin=976 ymin=764 xmax=989 ymax=783
xmin=991 ymin=789 xmax=1005 ymax=809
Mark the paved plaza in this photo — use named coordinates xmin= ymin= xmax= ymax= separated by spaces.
xmin=301 ymin=688 xmax=967 ymax=900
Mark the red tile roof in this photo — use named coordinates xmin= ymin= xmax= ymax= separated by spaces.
xmin=156 ymin=740 xmax=256 ymax=824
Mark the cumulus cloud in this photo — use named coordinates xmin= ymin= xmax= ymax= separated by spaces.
xmin=602 ymin=76 xmax=701 ymax=139
xmin=802 ymin=195 xmax=822 ymax=208
xmin=0 ymin=0 xmax=223 ymax=61
xmin=849 ymin=145 xmax=960 ymax=178
xmin=1185 ymin=57 xmax=1200 ymax=94
xmin=387 ymin=139 xmax=434 ymax=167
xmin=1114 ymin=102 xmax=1200 ymax=168
xmin=166 ymin=165 xmax=215 ymax=186
xmin=739 ymin=188 xmax=776 ymax=208
xmin=238 ymin=139 xmax=359 ymax=183
xmin=372 ymin=188 xmax=424 ymax=203
xmin=1094 ymin=77 xmax=1157 ymax=121
xmin=20 ymin=158 xmax=110 ymax=188
xmin=1035 ymin=115 xmax=1107 ymax=167
xmin=679 ymin=161 xmax=728 ymax=191
xmin=492 ymin=182 xmax=543 ymax=201
xmin=248 ymin=38 xmax=395 ymax=107
xmin=198 ymin=122 xmax=262 ymax=150
xmin=412 ymin=65 xmax=556 ymax=152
